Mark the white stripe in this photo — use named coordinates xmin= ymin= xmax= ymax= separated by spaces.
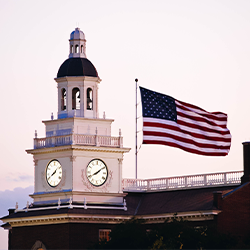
xmin=143 ymin=135 xmax=230 ymax=154
xmin=143 ymin=126 xmax=231 ymax=147
xmin=177 ymin=115 xmax=228 ymax=133
xmin=143 ymin=117 xmax=230 ymax=134
xmin=176 ymin=106 xmax=227 ymax=126
xmin=176 ymin=100 xmax=227 ymax=119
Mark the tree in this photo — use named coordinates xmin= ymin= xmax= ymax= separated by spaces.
xmin=91 ymin=217 xmax=245 ymax=249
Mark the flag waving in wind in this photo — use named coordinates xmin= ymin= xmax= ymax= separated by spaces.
xmin=139 ymin=87 xmax=231 ymax=156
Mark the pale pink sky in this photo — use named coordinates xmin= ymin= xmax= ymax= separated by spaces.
xmin=1 ymin=0 xmax=250 ymax=248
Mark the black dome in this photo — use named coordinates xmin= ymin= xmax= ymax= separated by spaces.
xmin=57 ymin=58 xmax=98 ymax=78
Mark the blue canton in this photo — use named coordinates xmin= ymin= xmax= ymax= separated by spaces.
xmin=140 ymin=87 xmax=177 ymax=121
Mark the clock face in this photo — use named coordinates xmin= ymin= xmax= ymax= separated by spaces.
xmin=46 ymin=160 xmax=62 ymax=187
xmin=86 ymin=159 xmax=108 ymax=186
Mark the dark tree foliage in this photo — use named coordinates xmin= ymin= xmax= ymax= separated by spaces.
xmin=91 ymin=217 xmax=250 ymax=249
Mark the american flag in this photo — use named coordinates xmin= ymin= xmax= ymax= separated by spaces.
xmin=139 ymin=87 xmax=231 ymax=156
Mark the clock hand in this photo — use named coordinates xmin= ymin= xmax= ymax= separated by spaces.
xmin=48 ymin=167 xmax=59 ymax=180
xmin=88 ymin=166 xmax=105 ymax=178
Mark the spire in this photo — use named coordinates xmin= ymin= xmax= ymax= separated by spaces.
xmin=69 ymin=27 xmax=86 ymax=58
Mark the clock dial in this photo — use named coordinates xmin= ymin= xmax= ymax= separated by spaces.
xmin=86 ymin=159 xmax=108 ymax=186
xmin=46 ymin=160 xmax=62 ymax=187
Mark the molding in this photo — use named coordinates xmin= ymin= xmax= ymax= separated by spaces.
xmin=33 ymin=158 xmax=38 ymax=166
xmin=70 ymin=156 xmax=76 ymax=162
xmin=30 ymin=190 xmax=127 ymax=199
xmin=55 ymin=76 xmax=101 ymax=83
xmin=26 ymin=145 xmax=131 ymax=155
xmin=2 ymin=210 xmax=220 ymax=228
xmin=42 ymin=117 xmax=114 ymax=124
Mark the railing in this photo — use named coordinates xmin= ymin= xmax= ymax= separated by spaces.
xmin=34 ymin=134 xmax=123 ymax=149
xmin=122 ymin=171 xmax=243 ymax=191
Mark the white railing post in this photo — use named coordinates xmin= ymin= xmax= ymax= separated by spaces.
xmin=95 ymin=127 xmax=100 ymax=146
xmin=119 ymin=129 xmax=123 ymax=148
xmin=34 ymin=130 xmax=38 ymax=149
xmin=52 ymin=129 xmax=56 ymax=147
xmin=224 ymin=172 xmax=227 ymax=184
xmin=185 ymin=176 xmax=188 ymax=187
xmin=204 ymin=174 xmax=207 ymax=186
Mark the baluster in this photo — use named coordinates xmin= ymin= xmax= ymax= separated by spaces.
xmin=166 ymin=178 xmax=169 ymax=189
xmin=224 ymin=172 xmax=227 ymax=184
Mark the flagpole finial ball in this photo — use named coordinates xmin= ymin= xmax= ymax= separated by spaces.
xmin=135 ymin=78 xmax=138 ymax=82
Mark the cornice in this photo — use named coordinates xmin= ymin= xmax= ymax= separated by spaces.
xmin=30 ymin=190 xmax=128 ymax=199
xmin=2 ymin=210 xmax=221 ymax=228
xmin=26 ymin=145 xmax=131 ymax=155
xmin=42 ymin=117 xmax=114 ymax=124
xmin=55 ymin=76 xmax=101 ymax=83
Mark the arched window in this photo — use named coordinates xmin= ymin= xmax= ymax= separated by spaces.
xmin=81 ymin=45 xmax=83 ymax=53
xmin=75 ymin=45 xmax=79 ymax=53
xmin=31 ymin=240 xmax=46 ymax=250
xmin=72 ymin=88 xmax=80 ymax=110
xmin=61 ymin=88 xmax=66 ymax=111
xmin=87 ymin=88 xmax=93 ymax=110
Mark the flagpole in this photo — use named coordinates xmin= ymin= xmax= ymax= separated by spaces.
xmin=135 ymin=78 xmax=138 ymax=179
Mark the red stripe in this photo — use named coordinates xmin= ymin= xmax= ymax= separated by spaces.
xmin=176 ymin=100 xmax=228 ymax=120
xmin=143 ymin=131 xmax=231 ymax=150
xmin=177 ymin=119 xmax=229 ymax=135
xmin=177 ymin=111 xmax=227 ymax=129
xmin=144 ymin=121 xmax=231 ymax=137
xmin=143 ymin=140 xmax=229 ymax=156
xmin=143 ymin=128 xmax=231 ymax=143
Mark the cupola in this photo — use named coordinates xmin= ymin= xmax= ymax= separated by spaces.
xmin=55 ymin=28 xmax=101 ymax=119
xmin=69 ymin=27 xmax=86 ymax=58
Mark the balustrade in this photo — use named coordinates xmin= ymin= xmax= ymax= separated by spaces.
xmin=122 ymin=171 xmax=243 ymax=191
xmin=34 ymin=134 xmax=122 ymax=149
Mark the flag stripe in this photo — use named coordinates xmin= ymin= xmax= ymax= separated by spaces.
xmin=176 ymin=100 xmax=228 ymax=121
xmin=140 ymin=86 xmax=231 ymax=156
xmin=143 ymin=130 xmax=230 ymax=149
xmin=143 ymin=119 xmax=231 ymax=143
xmin=177 ymin=106 xmax=227 ymax=127
xmin=143 ymin=137 xmax=229 ymax=156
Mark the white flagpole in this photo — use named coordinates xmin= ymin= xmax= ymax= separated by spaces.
xmin=135 ymin=78 xmax=138 ymax=179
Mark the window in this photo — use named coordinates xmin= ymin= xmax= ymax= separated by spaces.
xmin=72 ymin=87 xmax=80 ymax=110
xmin=31 ymin=240 xmax=46 ymax=250
xmin=99 ymin=229 xmax=111 ymax=242
xmin=87 ymin=88 xmax=93 ymax=110
xmin=75 ymin=44 xmax=79 ymax=53
xmin=81 ymin=45 xmax=83 ymax=53
xmin=61 ymin=88 xmax=66 ymax=111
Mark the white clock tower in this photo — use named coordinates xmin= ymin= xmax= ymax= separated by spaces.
xmin=26 ymin=28 xmax=130 ymax=206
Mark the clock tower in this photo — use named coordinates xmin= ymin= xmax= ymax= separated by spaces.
xmin=1 ymin=28 xmax=131 ymax=250
xmin=27 ymin=27 xmax=130 ymax=206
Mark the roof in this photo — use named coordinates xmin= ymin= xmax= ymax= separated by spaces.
xmin=70 ymin=27 xmax=85 ymax=40
xmin=57 ymin=58 xmax=98 ymax=78
xmin=1 ymin=185 xmax=236 ymax=221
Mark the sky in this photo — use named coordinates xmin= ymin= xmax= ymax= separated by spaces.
xmin=1 ymin=0 xmax=250 ymax=248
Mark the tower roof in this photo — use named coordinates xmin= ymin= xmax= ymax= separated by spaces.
xmin=56 ymin=28 xmax=98 ymax=78
xmin=57 ymin=57 xmax=98 ymax=78
xmin=70 ymin=27 xmax=85 ymax=40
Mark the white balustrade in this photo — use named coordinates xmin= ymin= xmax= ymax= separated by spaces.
xmin=122 ymin=171 xmax=243 ymax=192
xmin=34 ymin=134 xmax=122 ymax=149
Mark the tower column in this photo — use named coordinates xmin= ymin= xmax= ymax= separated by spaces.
xmin=67 ymin=86 xmax=72 ymax=114
xmin=80 ymin=84 xmax=84 ymax=117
